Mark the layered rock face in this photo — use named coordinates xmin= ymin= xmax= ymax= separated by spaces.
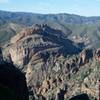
xmin=2 ymin=25 xmax=81 ymax=99
xmin=6 ymin=25 xmax=81 ymax=66
xmin=3 ymin=25 xmax=100 ymax=100
xmin=0 ymin=48 xmax=29 ymax=100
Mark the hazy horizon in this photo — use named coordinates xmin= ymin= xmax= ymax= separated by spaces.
xmin=0 ymin=0 xmax=100 ymax=17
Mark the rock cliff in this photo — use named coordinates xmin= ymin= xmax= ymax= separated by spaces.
xmin=3 ymin=25 xmax=100 ymax=100
xmin=0 ymin=47 xmax=29 ymax=100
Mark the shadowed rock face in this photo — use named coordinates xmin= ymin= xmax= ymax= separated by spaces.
xmin=69 ymin=94 xmax=90 ymax=100
xmin=79 ymin=49 xmax=93 ymax=66
xmin=0 ymin=47 xmax=3 ymax=63
xmin=0 ymin=60 xmax=29 ymax=100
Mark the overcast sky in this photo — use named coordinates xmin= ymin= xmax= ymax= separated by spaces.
xmin=0 ymin=0 xmax=100 ymax=16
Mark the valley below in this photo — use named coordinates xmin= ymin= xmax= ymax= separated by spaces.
xmin=0 ymin=10 xmax=100 ymax=100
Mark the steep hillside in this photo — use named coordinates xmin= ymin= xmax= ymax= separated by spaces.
xmin=3 ymin=24 xmax=100 ymax=100
xmin=1 ymin=10 xmax=100 ymax=26
xmin=0 ymin=23 xmax=24 ymax=45
xmin=64 ymin=24 xmax=100 ymax=48
xmin=0 ymin=48 xmax=29 ymax=100
xmin=0 ymin=10 xmax=100 ymax=48
xmin=1 ymin=10 xmax=100 ymax=100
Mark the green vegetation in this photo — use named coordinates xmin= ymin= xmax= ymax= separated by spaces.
xmin=70 ymin=66 xmax=92 ymax=82
xmin=0 ymin=23 xmax=23 ymax=44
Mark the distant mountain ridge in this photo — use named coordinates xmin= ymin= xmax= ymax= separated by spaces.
xmin=1 ymin=10 xmax=100 ymax=26
xmin=0 ymin=10 xmax=100 ymax=48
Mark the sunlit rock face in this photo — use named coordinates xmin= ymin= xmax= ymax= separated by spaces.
xmin=10 ymin=28 xmax=34 ymax=44
xmin=9 ymin=46 xmax=29 ymax=66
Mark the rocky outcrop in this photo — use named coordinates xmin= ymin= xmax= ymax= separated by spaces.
xmin=10 ymin=28 xmax=34 ymax=44
xmin=0 ymin=51 xmax=29 ymax=100
xmin=6 ymin=25 xmax=81 ymax=66
xmin=9 ymin=46 xmax=30 ymax=66
xmin=3 ymin=24 xmax=100 ymax=100
xmin=94 ymin=48 xmax=100 ymax=61
xmin=79 ymin=48 xmax=93 ymax=66
xmin=81 ymin=72 xmax=99 ymax=99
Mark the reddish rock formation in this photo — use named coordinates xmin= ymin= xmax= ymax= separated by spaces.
xmin=94 ymin=48 xmax=100 ymax=61
xmin=79 ymin=49 xmax=93 ymax=66
xmin=9 ymin=46 xmax=30 ymax=66
xmin=10 ymin=28 xmax=34 ymax=44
